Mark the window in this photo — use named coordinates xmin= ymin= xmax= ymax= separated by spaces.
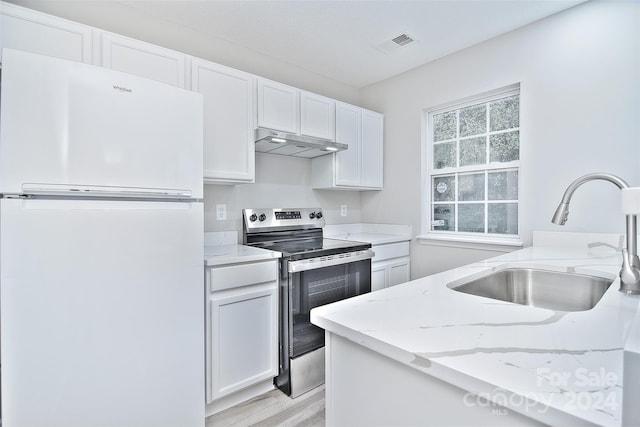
xmin=423 ymin=86 xmax=521 ymax=246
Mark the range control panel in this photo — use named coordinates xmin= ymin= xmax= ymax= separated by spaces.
xmin=243 ymin=208 xmax=325 ymax=231
xmin=275 ymin=211 xmax=302 ymax=220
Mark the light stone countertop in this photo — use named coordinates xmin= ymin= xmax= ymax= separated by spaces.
xmin=327 ymin=232 xmax=409 ymax=245
xmin=204 ymin=244 xmax=281 ymax=266
xmin=203 ymin=231 xmax=281 ymax=266
xmin=324 ymin=223 xmax=412 ymax=246
xmin=311 ymin=244 xmax=640 ymax=426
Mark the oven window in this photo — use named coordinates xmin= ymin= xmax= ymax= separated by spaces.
xmin=289 ymin=259 xmax=371 ymax=358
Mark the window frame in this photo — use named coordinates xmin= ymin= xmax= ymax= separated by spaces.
xmin=419 ymin=84 xmax=523 ymax=249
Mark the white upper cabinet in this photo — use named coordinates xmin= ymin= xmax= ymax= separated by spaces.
xmin=300 ymin=91 xmax=335 ymax=141
xmin=361 ymin=109 xmax=384 ymax=188
xmin=191 ymin=57 xmax=255 ymax=184
xmin=257 ymin=79 xmax=338 ymax=142
xmin=100 ymin=32 xmax=186 ymax=88
xmin=312 ymin=102 xmax=384 ymax=190
xmin=0 ymin=2 xmax=92 ymax=64
xmin=334 ymin=102 xmax=362 ymax=186
xmin=2 ymin=1 xmax=382 ymax=188
xmin=257 ymin=78 xmax=300 ymax=134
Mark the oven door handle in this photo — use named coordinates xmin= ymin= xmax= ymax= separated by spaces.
xmin=288 ymin=249 xmax=375 ymax=273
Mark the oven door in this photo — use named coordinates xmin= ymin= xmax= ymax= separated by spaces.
xmin=287 ymin=249 xmax=373 ymax=358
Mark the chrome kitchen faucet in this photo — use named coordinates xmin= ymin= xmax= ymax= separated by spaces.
xmin=551 ymin=173 xmax=640 ymax=294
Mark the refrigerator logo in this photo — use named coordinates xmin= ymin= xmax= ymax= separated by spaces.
xmin=113 ymin=85 xmax=133 ymax=93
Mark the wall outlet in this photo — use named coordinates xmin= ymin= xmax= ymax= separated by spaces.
xmin=216 ymin=204 xmax=227 ymax=221
xmin=341 ymin=205 xmax=348 ymax=217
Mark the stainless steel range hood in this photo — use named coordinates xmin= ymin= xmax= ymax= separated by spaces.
xmin=254 ymin=128 xmax=347 ymax=158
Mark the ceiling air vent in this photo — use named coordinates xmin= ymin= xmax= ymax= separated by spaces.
xmin=375 ymin=33 xmax=418 ymax=54
xmin=391 ymin=33 xmax=414 ymax=47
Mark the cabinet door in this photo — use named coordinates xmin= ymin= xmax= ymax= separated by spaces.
xmin=191 ymin=58 xmax=255 ymax=183
xmin=101 ymin=33 xmax=185 ymax=87
xmin=389 ymin=259 xmax=410 ymax=287
xmin=300 ymin=91 xmax=335 ymax=140
xmin=334 ymin=102 xmax=362 ymax=187
xmin=361 ymin=109 xmax=384 ymax=189
xmin=209 ymin=284 xmax=278 ymax=402
xmin=0 ymin=3 xmax=92 ymax=64
xmin=257 ymin=78 xmax=299 ymax=133
xmin=371 ymin=264 xmax=387 ymax=292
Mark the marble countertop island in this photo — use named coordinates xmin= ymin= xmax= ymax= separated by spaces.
xmin=311 ymin=241 xmax=640 ymax=426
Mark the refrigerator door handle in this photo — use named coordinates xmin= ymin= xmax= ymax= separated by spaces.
xmin=21 ymin=183 xmax=193 ymax=199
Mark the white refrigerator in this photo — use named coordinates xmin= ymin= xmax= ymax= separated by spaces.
xmin=0 ymin=49 xmax=205 ymax=426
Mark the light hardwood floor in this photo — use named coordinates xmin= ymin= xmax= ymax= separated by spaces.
xmin=206 ymin=385 xmax=325 ymax=427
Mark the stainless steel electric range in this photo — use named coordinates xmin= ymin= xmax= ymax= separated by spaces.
xmin=243 ymin=208 xmax=373 ymax=397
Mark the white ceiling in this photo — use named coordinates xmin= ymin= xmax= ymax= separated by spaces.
xmin=10 ymin=0 xmax=587 ymax=88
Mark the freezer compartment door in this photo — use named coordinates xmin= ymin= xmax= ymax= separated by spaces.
xmin=0 ymin=49 xmax=203 ymax=198
xmin=0 ymin=198 xmax=204 ymax=427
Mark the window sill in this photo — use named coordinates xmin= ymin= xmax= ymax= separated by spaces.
xmin=416 ymin=234 xmax=523 ymax=252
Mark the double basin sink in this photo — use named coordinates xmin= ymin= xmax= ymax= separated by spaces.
xmin=448 ymin=266 xmax=615 ymax=312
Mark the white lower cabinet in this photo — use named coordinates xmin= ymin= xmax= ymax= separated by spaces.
xmin=371 ymin=264 xmax=387 ymax=292
xmin=388 ymin=260 xmax=410 ymax=286
xmin=206 ymin=260 xmax=278 ymax=403
xmin=371 ymin=242 xmax=410 ymax=292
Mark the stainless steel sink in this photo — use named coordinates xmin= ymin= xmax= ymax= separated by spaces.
xmin=447 ymin=267 xmax=614 ymax=312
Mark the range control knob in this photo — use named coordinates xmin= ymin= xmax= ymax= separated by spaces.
xmin=309 ymin=212 xmax=316 ymax=219
xmin=316 ymin=212 xmax=323 ymax=219
xmin=249 ymin=214 xmax=258 ymax=222
xmin=259 ymin=213 xmax=267 ymax=222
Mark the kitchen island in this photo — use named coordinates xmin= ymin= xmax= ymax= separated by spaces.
xmin=310 ymin=234 xmax=640 ymax=426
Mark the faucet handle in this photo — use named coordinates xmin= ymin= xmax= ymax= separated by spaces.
xmin=620 ymin=248 xmax=640 ymax=294
xmin=622 ymin=248 xmax=630 ymax=267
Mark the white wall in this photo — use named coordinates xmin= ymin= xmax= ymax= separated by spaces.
xmin=358 ymin=0 xmax=640 ymax=279
xmin=204 ymin=153 xmax=363 ymax=236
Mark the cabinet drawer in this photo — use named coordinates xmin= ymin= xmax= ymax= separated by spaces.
xmin=210 ymin=261 xmax=277 ymax=292
xmin=372 ymin=242 xmax=410 ymax=261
